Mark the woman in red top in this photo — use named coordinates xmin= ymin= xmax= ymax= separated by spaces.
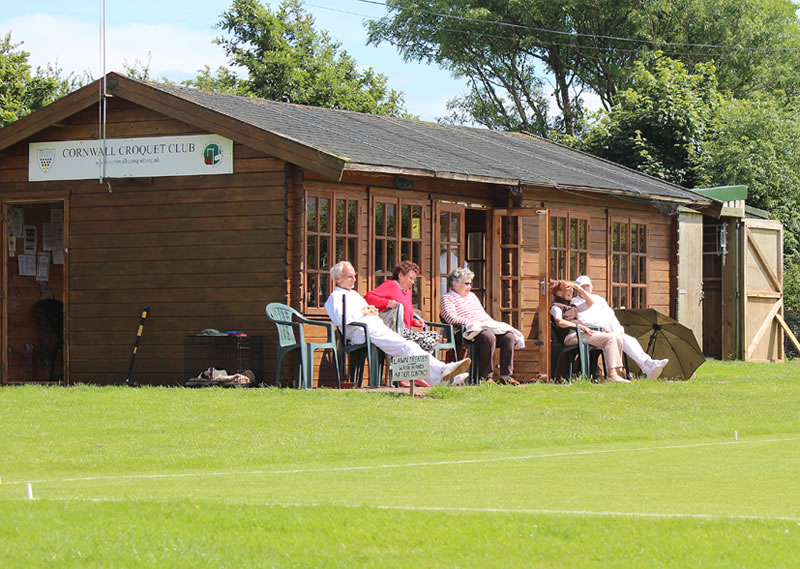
xmin=365 ymin=261 xmax=441 ymax=386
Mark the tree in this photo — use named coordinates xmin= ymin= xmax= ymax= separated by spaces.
xmin=699 ymin=96 xmax=800 ymax=260
xmin=568 ymin=53 xmax=719 ymax=188
xmin=366 ymin=0 xmax=800 ymax=134
xmin=185 ymin=0 xmax=410 ymax=117
xmin=0 ymin=32 xmax=75 ymax=128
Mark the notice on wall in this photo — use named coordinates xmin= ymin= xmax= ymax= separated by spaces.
xmin=36 ymin=252 xmax=50 ymax=282
xmin=24 ymin=225 xmax=36 ymax=254
xmin=8 ymin=237 xmax=16 ymax=257
xmin=18 ymin=254 xmax=35 ymax=276
xmin=43 ymin=222 xmax=64 ymax=264
xmin=7 ymin=208 xmax=24 ymax=238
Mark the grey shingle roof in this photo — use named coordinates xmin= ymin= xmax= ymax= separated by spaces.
xmin=146 ymin=81 xmax=708 ymax=203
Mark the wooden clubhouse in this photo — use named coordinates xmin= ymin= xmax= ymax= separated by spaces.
xmin=0 ymin=72 xmax=723 ymax=386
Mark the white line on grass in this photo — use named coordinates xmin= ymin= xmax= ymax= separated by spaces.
xmin=20 ymin=496 xmax=800 ymax=523
xmin=5 ymin=434 xmax=799 ymax=487
xmin=368 ymin=504 xmax=800 ymax=523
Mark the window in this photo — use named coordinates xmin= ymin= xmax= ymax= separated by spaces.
xmin=549 ymin=213 xmax=588 ymax=281
xmin=499 ymin=216 xmax=521 ymax=329
xmin=610 ymin=219 xmax=647 ymax=309
xmin=305 ymin=192 xmax=358 ymax=310
xmin=437 ymin=206 xmax=464 ymax=297
xmin=373 ymin=198 xmax=424 ymax=307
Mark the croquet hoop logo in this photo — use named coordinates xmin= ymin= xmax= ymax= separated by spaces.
xmin=38 ymin=148 xmax=55 ymax=173
xmin=203 ymin=143 xmax=222 ymax=167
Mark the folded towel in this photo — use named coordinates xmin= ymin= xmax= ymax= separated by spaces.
xmin=463 ymin=320 xmax=526 ymax=349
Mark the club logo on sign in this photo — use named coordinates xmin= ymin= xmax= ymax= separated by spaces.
xmin=38 ymin=148 xmax=55 ymax=173
xmin=203 ymin=143 xmax=222 ymax=166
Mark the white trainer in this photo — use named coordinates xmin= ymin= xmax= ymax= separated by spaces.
xmin=450 ymin=372 xmax=469 ymax=386
xmin=646 ymin=359 xmax=669 ymax=379
xmin=442 ymin=358 xmax=471 ymax=382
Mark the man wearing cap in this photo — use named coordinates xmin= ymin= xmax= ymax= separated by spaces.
xmin=572 ymin=275 xmax=669 ymax=379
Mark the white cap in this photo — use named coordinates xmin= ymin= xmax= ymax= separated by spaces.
xmin=575 ymin=275 xmax=592 ymax=287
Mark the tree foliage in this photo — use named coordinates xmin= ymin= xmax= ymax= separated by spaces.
xmin=568 ymin=53 xmax=719 ymax=188
xmin=0 ymin=32 xmax=76 ymax=128
xmin=568 ymin=53 xmax=800 ymax=308
xmin=185 ymin=0 xmax=410 ymax=117
xmin=367 ymin=0 xmax=800 ymax=134
xmin=700 ymin=96 xmax=800 ymax=258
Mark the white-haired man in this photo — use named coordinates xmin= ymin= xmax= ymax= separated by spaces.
xmin=572 ymin=275 xmax=668 ymax=379
xmin=324 ymin=261 xmax=471 ymax=386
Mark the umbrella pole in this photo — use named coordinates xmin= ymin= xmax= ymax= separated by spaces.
xmin=646 ymin=330 xmax=657 ymax=354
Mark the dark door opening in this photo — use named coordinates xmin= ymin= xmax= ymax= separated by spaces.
xmin=3 ymin=201 xmax=65 ymax=383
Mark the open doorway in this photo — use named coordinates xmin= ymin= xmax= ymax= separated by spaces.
xmin=3 ymin=201 xmax=65 ymax=383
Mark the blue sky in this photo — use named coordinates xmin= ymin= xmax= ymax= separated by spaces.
xmin=0 ymin=0 xmax=470 ymax=121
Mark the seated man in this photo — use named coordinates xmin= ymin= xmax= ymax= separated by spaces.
xmin=571 ymin=275 xmax=668 ymax=379
xmin=324 ymin=261 xmax=471 ymax=386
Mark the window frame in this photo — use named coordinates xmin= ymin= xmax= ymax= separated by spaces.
xmin=548 ymin=211 xmax=590 ymax=282
xmin=608 ymin=216 xmax=649 ymax=309
xmin=303 ymin=189 xmax=360 ymax=315
xmin=369 ymin=194 xmax=428 ymax=310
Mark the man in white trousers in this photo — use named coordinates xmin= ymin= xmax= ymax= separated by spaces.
xmin=325 ymin=261 xmax=471 ymax=386
xmin=571 ymin=275 xmax=669 ymax=379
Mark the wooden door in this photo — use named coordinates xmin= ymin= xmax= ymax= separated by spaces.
xmin=677 ymin=212 xmax=704 ymax=349
xmin=434 ymin=203 xmax=465 ymax=304
xmin=537 ymin=209 xmax=551 ymax=380
xmin=1 ymin=202 xmax=6 ymax=384
xmin=742 ymin=218 xmax=784 ymax=361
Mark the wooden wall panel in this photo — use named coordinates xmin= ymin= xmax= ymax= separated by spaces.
xmin=0 ymin=99 xmax=290 ymax=386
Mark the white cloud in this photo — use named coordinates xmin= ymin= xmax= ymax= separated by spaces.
xmin=1 ymin=14 xmax=226 ymax=81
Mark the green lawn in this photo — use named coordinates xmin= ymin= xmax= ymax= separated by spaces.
xmin=1 ymin=360 xmax=799 ymax=568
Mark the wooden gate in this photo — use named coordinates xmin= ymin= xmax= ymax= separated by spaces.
xmin=742 ymin=218 xmax=784 ymax=361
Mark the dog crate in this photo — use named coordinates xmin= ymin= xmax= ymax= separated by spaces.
xmin=184 ymin=335 xmax=264 ymax=383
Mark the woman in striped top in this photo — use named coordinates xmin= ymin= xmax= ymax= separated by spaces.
xmin=440 ymin=267 xmax=520 ymax=385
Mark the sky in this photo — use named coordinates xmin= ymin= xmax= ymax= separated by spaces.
xmin=0 ymin=0 xmax=471 ymax=122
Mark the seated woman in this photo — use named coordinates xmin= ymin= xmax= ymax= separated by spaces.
xmin=365 ymin=261 xmax=442 ymax=387
xmin=550 ymin=279 xmax=629 ymax=383
xmin=440 ymin=267 xmax=525 ymax=385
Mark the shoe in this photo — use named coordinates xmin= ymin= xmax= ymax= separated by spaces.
xmin=450 ymin=373 xmax=468 ymax=386
xmin=413 ymin=379 xmax=431 ymax=388
xmin=607 ymin=374 xmax=631 ymax=383
xmin=646 ymin=359 xmax=669 ymax=379
xmin=398 ymin=380 xmax=411 ymax=388
xmin=498 ymin=376 xmax=520 ymax=386
xmin=442 ymin=358 xmax=471 ymax=382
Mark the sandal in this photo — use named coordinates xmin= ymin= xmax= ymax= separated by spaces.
xmin=498 ymin=376 xmax=520 ymax=386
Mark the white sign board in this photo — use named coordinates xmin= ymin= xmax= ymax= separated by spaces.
xmin=29 ymin=135 xmax=233 ymax=181
xmin=390 ymin=355 xmax=430 ymax=382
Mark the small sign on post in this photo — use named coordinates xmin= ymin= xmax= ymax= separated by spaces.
xmin=390 ymin=355 xmax=429 ymax=396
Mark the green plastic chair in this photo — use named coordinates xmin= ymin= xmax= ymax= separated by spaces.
xmin=413 ymin=312 xmax=456 ymax=361
xmin=265 ymin=303 xmax=340 ymax=388
xmin=337 ymin=294 xmax=384 ymax=389
xmin=550 ymin=318 xmax=606 ymax=382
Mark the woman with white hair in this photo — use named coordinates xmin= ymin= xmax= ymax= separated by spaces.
xmin=440 ymin=267 xmax=525 ymax=385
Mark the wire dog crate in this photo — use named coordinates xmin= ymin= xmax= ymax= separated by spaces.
xmin=184 ymin=335 xmax=264 ymax=383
